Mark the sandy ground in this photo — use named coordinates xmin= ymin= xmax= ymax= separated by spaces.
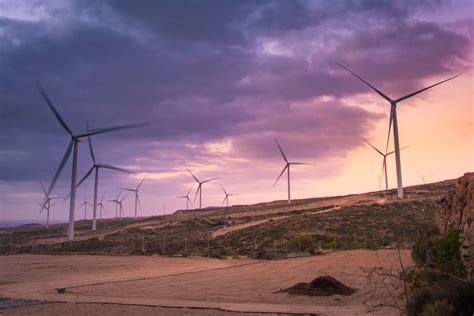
xmin=0 ymin=250 xmax=411 ymax=315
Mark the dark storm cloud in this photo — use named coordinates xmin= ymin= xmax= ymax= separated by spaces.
xmin=0 ymin=0 xmax=471 ymax=187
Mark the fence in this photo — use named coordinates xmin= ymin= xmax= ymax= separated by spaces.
xmin=1 ymin=228 xmax=425 ymax=258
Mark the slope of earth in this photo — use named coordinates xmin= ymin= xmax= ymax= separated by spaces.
xmin=0 ymin=178 xmax=455 ymax=258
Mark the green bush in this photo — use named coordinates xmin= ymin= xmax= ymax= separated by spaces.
xmin=421 ymin=299 xmax=454 ymax=316
xmin=407 ymin=279 xmax=474 ymax=316
xmin=288 ymin=235 xmax=314 ymax=253
xmin=321 ymin=239 xmax=337 ymax=250
xmin=412 ymin=228 xmax=465 ymax=278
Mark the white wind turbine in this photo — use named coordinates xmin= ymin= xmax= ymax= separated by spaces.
xmin=273 ymin=139 xmax=307 ymax=204
xmin=121 ymin=176 xmax=147 ymax=219
xmin=363 ymin=139 xmax=409 ymax=191
xmin=336 ymin=63 xmax=461 ymax=199
xmin=221 ymin=185 xmax=237 ymax=227
xmin=97 ymin=192 xmax=108 ymax=222
xmin=187 ymin=169 xmax=218 ymax=209
xmin=78 ymin=193 xmax=92 ymax=220
xmin=177 ymin=187 xmax=193 ymax=211
xmin=76 ymin=135 xmax=132 ymax=230
xmin=38 ymin=182 xmax=60 ymax=229
xmin=108 ymin=192 xmax=121 ymax=218
xmin=117 ymin=194 xmax=128 ymax=218
xmin=38 ymin=84 xmax=144 ymax=240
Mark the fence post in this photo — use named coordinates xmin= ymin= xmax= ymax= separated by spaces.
xmin=141 ymin=235 xmax=144 ymax=253
xmin=10 ymin=235 xmax=13 ymax=256
xmin=298 ymin=236 xmax=301 ymax=252
xmin=273 ymin=238 xmax=275 ymax=252
xmin=163 ymin=235 xmax=166 ymax=256
xmin=403 ymin=229 xmax=406 ymax=248
xmin=207 ymin=236 xmax=210 ymax=258
xmin=285 ymin=238 xmax=288 ymax=253
xmin=184 ymin=237 xmax=187 ymax=255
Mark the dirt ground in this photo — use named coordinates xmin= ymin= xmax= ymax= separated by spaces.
xmin=0 ymin=250 xmax=411 ymax=315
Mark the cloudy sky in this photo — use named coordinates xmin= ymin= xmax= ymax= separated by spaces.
xmin=0 ymin=0 xmax=472 ymax=224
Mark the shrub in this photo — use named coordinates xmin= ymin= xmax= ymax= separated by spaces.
xmin=407 ymin=279 xmax=474 ymax=316
xmin=288 ymin=235 xmax=315 ymax=253
xmin=421 ymin=299 xmax=454 ymax=316
xmin=411 ymin=228 xmax=465 ymax=278
xmin=321 ymin=239 xmax=337 ymax=250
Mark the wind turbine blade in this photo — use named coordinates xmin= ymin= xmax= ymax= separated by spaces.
xmin=363 ymin=139 xmax=384 ymax=156
xmin=37 ymin=83 xmax=73 ymax=136
xmin=120 ymin=193 xmax=128 ymax=202
xmin=102 ymin=204 xmax=108 ymax=214
xmin=186 ymin=187 xmax=192 ymax=196
xmin=187 ymin=169 xmax=200 ymax=183
xmin=40 ymin=181 xmax=48 ymax=197
xmin=47 ymin=139 xmax=74 ymax=195
xmin=137 ymin=193 xmax=142 ymax=210
xmin=137 ymin=175 xmax=147 ymax=189
xmin=274 ymin=139 xmax=288 ymax=163
xmin=78 ymin=122 xmax=147 ymax=138
xmin=289 ymin=162 xmax=309 ymax=165
xmin=394 ymin=73 xmax=462 ymax=104
xmin=76 ymin=166 xmax=95 ymax=188
xmin=221 ymin=185 xmax=227 ymax=195
xmin=193 ymin=185 xmax=201 ymax=203
xmin=120 ymin=188 xmax=136 ymax=192
xmin=87 ymin=136 xmax=96 ymax=163
xmin=221 ymin=196 xmax=227 ymax=206
xmin=100 ymin=191 xmax=106 ymax=203
xmin=273 ymin=165 xmax=288 ymax=187
xmin=187 ymin=196 xmax=194 ymax=206
xmin=101 ymin=164 xmax=132 ymax=173
xmin=202 ymin=177 xmax=218 ymax=184
xmin=336 ymin=62 xmax=392 ymax=102
xmin=385 ymin=106 xmax=394 ymax=154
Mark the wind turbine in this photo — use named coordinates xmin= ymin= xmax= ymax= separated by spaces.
xmin=76 ymin=135 xmax=132 ymax=230
xmin=38 ymin=182 xmax=60 ymax=229
xmin=273 ymin=139 xmax=307 ymax=204
xmin=78 ymin=193 xmax=92 ymax=220
xmin=108 ymin=192 xmax=121 ymax=218
xmin=187 ymin=169 xmax=218 ymax=209
xmin=117 ymin=194 xmax=128 ymax=218
xmin=336 ymin=63 xmax=461 ymax=199
xmin=97 ymin=192 xmax=108 ymax=222
xmin=38 ymin=84 xmax=144 ymax=240
xmin=221 ymin=185 xmax=237 ymax=228
xmin=177 ymin=187 xmax=193 ymax=211
xmin=363 ymin=139 xmax=408 ymax=191
xmin=121 ymin=176 xmax=147 ymax=219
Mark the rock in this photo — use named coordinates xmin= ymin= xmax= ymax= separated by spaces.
xmin=435 ymin=172 xmax=474 ymax=280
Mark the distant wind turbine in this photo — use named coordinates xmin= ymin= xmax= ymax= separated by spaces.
xmin=221 ymin=185 xmax=237 ymax=228
xmin=363 ymin=139 xmax=408 ymax=191
xmin=108 ymin=192 xmax=121 ymax=218
xmin=97 ymin=192 xmax=108 ymax=222
xmin=177 ymin=187 xmax=193 ymax=211
xmin=76 ymin=135 xmax=132 ymax=230
xmin=336 ymin=63 xmax=461 ymax=199
xmin=38 ymin=84 xmax=145 ymax=240
xmin=78 ymin=193 xmax=92 ymax=220
xmin=38 ymin=182 xmax=60 ymax=229
xmin=273 ymin=139 xmax=307 ymax=204
xmin=187 ymin=169 xmax=218 ymax=209
xmin=121 ymin=176 xmax=147 ymax=219
xmin=117 ymin=194 xmax=128 ymax=218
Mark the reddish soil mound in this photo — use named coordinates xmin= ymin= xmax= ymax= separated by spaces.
xmin=283 ymin=276 xmax=354 ymax=296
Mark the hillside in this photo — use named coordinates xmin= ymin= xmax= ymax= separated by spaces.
xmin=0 ymin=178 xmax=456 ymax=258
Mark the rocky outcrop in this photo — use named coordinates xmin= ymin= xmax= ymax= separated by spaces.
xmin=436 ymin=173 xmax=473 ymax=280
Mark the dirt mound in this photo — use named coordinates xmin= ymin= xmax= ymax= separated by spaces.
xmin=283 ymin=276 xmax=354 ymax=296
